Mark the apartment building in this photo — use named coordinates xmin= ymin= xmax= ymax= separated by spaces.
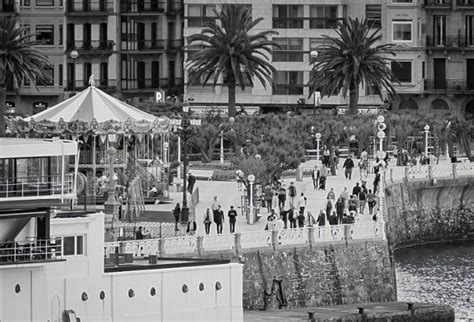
xmin=182 ymin=0 xmax=473 ymax=120
xmin=5 ymin=0 xmax=184 ymax=115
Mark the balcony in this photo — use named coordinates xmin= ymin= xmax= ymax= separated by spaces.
xmin=165 ymin=0 xmax=182 ymax=15
xmin=166 ymin=39 xmax=183 ymax=51
xmin=67 ymin=40 xmax=115 ymax=52
xmin=0 ymin=2 xmax=17 ymax=14
xmin=426 ymin=35 xmax=474 ymax=49
xmin=273 ymin=84 xmax=305 ymax=95
xmin=121 ymin=78 xmax=183 ymax=91
xmin=66 ymin=0 xmax=114 ymax=14
xmin=424 ymin=0 xmax=452 ymax=8
xmin=309 ymin=17 xmax=343 ymax=29
xmin=457 ymin=0 xmax=474 ymax=6
xmin=0 ymin=239 xmax=63 ymax=265
xmin=120 ymin=39 xmax=166 ymax=51
xmin=272 ymin=17 xmax=304 ymax=29
xmin=120 ymin=0 xmax=165 ymax=13
xmin=0 ymin=174 xmax=74 ymax=201
xmin=424 ymin=79 xmax=474 ymax=92
xmin=67 ymin=79 xmax=117 ymax=91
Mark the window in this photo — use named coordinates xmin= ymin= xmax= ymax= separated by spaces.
xmin=59 ymin=24 xmax=63 ymax=46
xmin=273 ymin=38 xmax=303 ymax=62
xmin=83 ymin=63 xmax=91 ymax=86
xmin=392 ymin=0 xmax=413 ymax=2
xmin=433 ymin=15 xmax=446 ymax=46
xmin=392 ymin=61 xmax=412 ymax=83
xmin=187 ymin=4 xmax=216 ymax=28
xmin=273 ymin=71 xmax=304 ymax=95
xmin=392 ymin=20 xmax=412 ymax=42
xmin=309 ymin=5 xmax=339 ymax=29
xmin=366 ymin=5 xmax=381 ymax=28
xmin=61 ymin=235 xmax=85 ymax=256
xmin=467 ymin=16 xmax=474 ymax=46
xmin=36 ymin=0 xmax=53 ymax=6
xmin=37 ymin=66 xmax=53 ymax=86
xmin=273 ymin=5 xmax=303 ymax=29
xmin=59 ymin=64 xmax=63 ymax=87
xmin=36 ymin=25 xmax=54 ymax=45
xmin=23 ymin=0 xmax=31 ymax=6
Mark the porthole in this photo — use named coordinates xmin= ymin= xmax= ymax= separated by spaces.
xmin=128 ymin=289 xmax=135 ymax=298
xmin=182 ymin=284 xmax=189 ymax=293
xmin=81 ymin=292 xmax=88 ymax=301
xmin=215 ymin=282 xmax=222 ymax=291
xmin=14 ymin=284 xmax=21 ymax=294
xmin=150 ymin=287 xmax=156 ymax=296
xmin=99 ymin=291 xmax=105 ymax=300
xmin=199 ymin=283 xmax=205 ymax=291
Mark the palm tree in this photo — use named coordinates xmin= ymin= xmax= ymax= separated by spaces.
xmin=0 ymin=16 xmax=52 ymax=136
xmin=308 ymin=17 xmax=398 ymax=115
xmin=186 ymin=4 xmax=278 ymax=117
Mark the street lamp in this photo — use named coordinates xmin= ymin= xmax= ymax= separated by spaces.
xmin=248 ymin=174 xmax=255 ymax=225
xmin=376 ymin=115 xmax=386 ymax=154
xmin=180 ymin=101 xmax=191 ymax=225
xmin=424 ymin=124 xmax=430 ymax=158
xmin=220 ymin=130 xmax=224 ymax=164
xmin=70 ymin=50 xmax=79 ymax=92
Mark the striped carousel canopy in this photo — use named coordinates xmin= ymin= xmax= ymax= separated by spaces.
xmin=26 ymin=82 xmax=155 ymax=124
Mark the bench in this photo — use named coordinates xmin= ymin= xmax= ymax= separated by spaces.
xmin=188 ymin=169 xmax=214 ymax=181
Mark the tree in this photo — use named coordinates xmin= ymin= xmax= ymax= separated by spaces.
xmin=308 ymin=17 xmax=398 ymax=115
xmin=186 ymin=4 xmax=277 ymax=117
xmin=0 ymin=16 xmax=52 ymax=136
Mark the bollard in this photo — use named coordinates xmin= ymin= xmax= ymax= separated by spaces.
xmin=234 ymin=233 xmax=242 ymax=254
xmin=307 ymin=226 xmax=315 ymax=248
xmin=428 ymin=165 xmax=433 ymax=180
xmin=196 ymin=236 xmax=204 ymax=255
xmin=308 ymin=311 xmax=315 ymax=321
xmin=271 ymin=230 xmax=279 ymax=251
xmin=452 ymin=163 xmax=457 ymax=179
xmin=358 ymin=307 xmax=365 ymax=314
xmin=407 ymin=302 xmax=414 ymax=316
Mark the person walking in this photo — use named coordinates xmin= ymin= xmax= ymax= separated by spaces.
xmin=187 ymin=173 xmax=196 ymax=194
xmin=288 ymin=207 xmax=296 ymax=228
xmin=316 ymin=210 xmax=326 ymax=227
xmin=211 ymin=196 xmax=219 ymax=219
xmin=327 ymin=187 xmax=336 ymax=202
xmin=203 ymin=208 xmax=212 ymax=235
xmin=172 ymin=203 xmax=181 ymax=231
xmin=352 ymin=182 xmax=361 ymax=196
xmin=272 ymin=191 xmax=279 ymax=212
xmin=288 ymin=182 xmax=297 ymax=208
xmin=319 ymin=165 xmax=328 ymax=190
xmin=325 ymin=199 xmax=333 ymax=219
xmin=264 ymin=184 xmax=273 ymax=213
xmin=297 ymin=211 xmax=306 ymax=228
xmin=359 ymin=189 xmax=367 ymax=214
xmin=278 ymin=185 xmax=287 ymax=210
xmin=187 ymin=219 xmax=197 ymax=235
xmin=297 ymin=193 xmax=307 ymax=216
xmin=367 ymin=190 xmax=377 ymax=215
xmin=228 ymin=205 xmax=238 ymax=233
xmin=343 ymin=155 xmax=355 ymax=180
xmin=335 ymin=197 xmax=344 ymax=224
xmin=340 ymin=187 xmax=349 ymax=210
xmin=214 ymin=205 xmax=225 ymax=234
xmin=312 ymin=166 xmax=320 ymax=190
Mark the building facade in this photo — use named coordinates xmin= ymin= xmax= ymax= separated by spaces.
xmin=181 ymin=0 xmax=473 ymax=120
xmin=5 ymin=0 xmax=184 ymax=116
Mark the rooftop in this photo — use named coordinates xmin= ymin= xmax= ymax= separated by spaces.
xmin=0 ymin=138 xmax=78 ymax=159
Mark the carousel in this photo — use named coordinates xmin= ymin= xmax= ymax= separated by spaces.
xmin=5 ymin=78 xmax=173 ymax=216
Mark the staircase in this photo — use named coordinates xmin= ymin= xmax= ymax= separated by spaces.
xmin=127 ymin=155 xmax=169 ymax=203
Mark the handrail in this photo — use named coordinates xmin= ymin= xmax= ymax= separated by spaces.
xmin=0 ymin=173 xmax=75 ymax=199
xmin=0 ymin=239 xmax=63 ymax=263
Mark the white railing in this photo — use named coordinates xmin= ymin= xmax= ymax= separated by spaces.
xmin=0 ymin=173 xmax=75 ymax=200
xmin=278 ymin=228 xmax=308 ymax=246
xmin=162 ymin=236 xmax=197 ymax=255
xmin=239 ymin=230 xmax=272 ymax=249
xmin=388 ymin=162 xmax=474 ymax=184
xmin=201 ymin=234 xmax=235 ymax=252
xmin=0 ymin=239 xmax=63 ymax=263
xmin=115 ymin=222 xmax=177 ymax=239
xmin=122 ymin=238 xmax=161 ymax=257
xmin=456 ymin=162 xmax=474 ymax=176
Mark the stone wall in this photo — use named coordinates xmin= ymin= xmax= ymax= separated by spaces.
xmin=384 ymin=177 xmax=474 ymax=250
xmin=194 ymin=240 xmax=396 ymax=310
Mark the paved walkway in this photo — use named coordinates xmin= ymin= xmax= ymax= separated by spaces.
xmin=145 ymin=159 xmax=384 ymax=235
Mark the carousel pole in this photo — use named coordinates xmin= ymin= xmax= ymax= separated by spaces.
xmin=92 ymin=135 xmax=97 ymax=206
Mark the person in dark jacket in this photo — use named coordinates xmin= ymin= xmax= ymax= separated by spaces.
xmin=316 ymin=210 xmax=326 ymax=226
xmin=214 ymin=205 xmax=225 ymax=234
xmin=335 ymin=198 xmax=344 ymax=224
xmin=172 ymin=203 xmax=181 ymax=231
xmin=343 ymin=156 xmax=355 ymax=180
xmin=187 ymin=173 xmax=196 ymax=194
xmin=288 ymin=207 xmax=296 ymax=228
xmin=228 ymin=205 xmax=238 ymax=233
xmin=297 ymin=212 xmax=305 ymax=228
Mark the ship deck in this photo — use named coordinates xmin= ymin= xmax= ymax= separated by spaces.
xmin=104 ymin=257 xmax=231 ymax=273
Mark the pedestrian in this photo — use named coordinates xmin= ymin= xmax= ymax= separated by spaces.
xmin=278 ymin=185 xmax=287 ymax=210
xmin=360 ymin=167 xmax=368 ymax=186
xmin=343 ymin=155 xmax=355 ymax=180
xmin=373 ymin=173 xmax=381 ymax=194
xmin=272 ymin=191 xmax=279 ymax=211
xmin=340 ymin=187 xmax=349 ymax=210
xmin=348 ymin=195 xmax=357 ymax=214
xmin=288 ymin=207 xmax=296 ymax=228
xmin=288 ymin=182 xmax=297 ymax=208
xmin=352 ymin=182 xmax=361 ymax=196
xmin=359 ymin=189 xmax=367 ymax=214
xmin=306 ymin=210 xmax=316 ymax=227
xmin=265 ymin=214 xmax=275 ymax=231
xmin=203 ymin=208 xmax=212 ymax=235
xmin=360 ymin=149 xmax=368 ymax=162
xmin=327 ymin=187 xmax=336 ymax=202
xmin=264 ymin=184 xmax=273 ymax=213
xmin=214 ymin=205 xmax=225 ymax=234
xmin=367 ymin=190 xmax=377 ymax=215
xmin=297 ymin=193 xmax=307 ymax=215
xmin=297 ymin=211 xmax=306 ymax=228
xmin=335 ymin=197 xmax=344 ymax=224
xmin=280 ymin=208 xmax=288 ymax=229
xmin=312 ymin=166 xmax=320 ymax=189
xmin=228 ymin=205 xmax=238 ymax=233
xmin=325 ymin=199 xmax=333 ymax=219
xmin=316 ymin=210 xmax=326 ymax=227
xmin=187 ymin=172 xmax=196 ymax=194
xmin=187 ymin=220 xmax=197 ymax=235
xmin=329 ymin=211 xmax=338 ymax=225
xmin=173 ymin=203 xmax=181 ymax=231
xmin=211 ymin=196 xmax=219 ymax=219
xmin=275 ymin=215 xmax=285 ymax=231
xmin=319 ymin=165 xmax=327 ymax=190
xmin=136 ymin=226 xmax=144 ymax=240
xmin=323 ymin=145 xmax=330 ymax=167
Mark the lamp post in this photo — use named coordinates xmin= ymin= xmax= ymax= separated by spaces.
xmin=315 ymin=132 xmax=321 ymax=161
xmin=248 ymin=174 xmax=255 ymax=225
xmin=376 ymin=115 xmax=386 ymax=154
xmin=180 ymin=101 xmax=190 ymax=226
xmin=220 ymin=130 xmax=224 ymax=164
xmin=176 ymin=133 xmax=181 ymax=180
xmin=424 ymin=124 xmax=430 ymax=158
xmin=70 ymin=50 xmax=79 ymax=92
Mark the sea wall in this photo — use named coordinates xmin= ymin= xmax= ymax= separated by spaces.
xmin=384 ymin=177 xmax=474 ymax=250
xmin=193 ymin=239 xmax=396 ymax=310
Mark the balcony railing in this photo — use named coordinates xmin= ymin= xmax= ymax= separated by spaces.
xmin=426 ymin=35 xmax=474 ymax=48
xmin=424 ymin=0 xmax=452 ymax=7
xmin=424 ymin=79 xmax=474 ymax=91
xmin=166 ymin=39 xmax=183 ymax=50
xmin=120 ymin=0 xmax=165 ymax=13
xmin=273 ymin=84 xmax=304 ymax=95
xmin=309 ymin=17 xmax=342 ymax=29
xmin=457 ymin=0 xmax=474 ymax=6
xmin=121 ymin=39 xmax=165 ymax=51
xmin=272 ymin=17 xmax=304 ymax=29
xmin=67 ymin=40 xmax=114 ymax=52
xmin=121 ymin=78 xmax=183 ymax=90
xmin=0 ymin=239 xmax=63 ymax=264
xmin=0 ymin=174 xmax=74 ymax=200
xmin=67 ymin=79 xmax=117 ymax=91
xmin=166 ymin=0 xmax=182 ymax=14
xmin=66 ymin=0 xmax=114 ymax=13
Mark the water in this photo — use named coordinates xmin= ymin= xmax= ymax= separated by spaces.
xmin=395 ymin=243 xmax=474 ymax=321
